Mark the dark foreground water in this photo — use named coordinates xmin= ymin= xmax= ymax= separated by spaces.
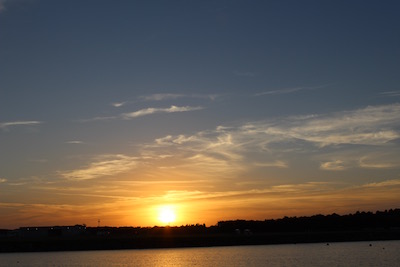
xmin=0 ymin=240 xmax=399 ymax=266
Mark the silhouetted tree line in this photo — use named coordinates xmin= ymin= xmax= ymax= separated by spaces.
xmin=84 ymin=209 xmax=400 ymax=236
xmin=2 ymin=209 xmax=400 ymax=252
xmin=217 ymin=209 xmax=400 ymax=233
xmin=82 ymin=223 xmax=209 ymax=237
xmin=2 ymin=209 xmax=400 ymax=238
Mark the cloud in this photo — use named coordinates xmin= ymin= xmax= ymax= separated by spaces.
xmin=122 ymin=105 xmax=203 ymax=119
xmin=66 ymin=141 xmax=84 ymax=144
xmin=320 ymin=160 xmax=347 ymax=171
xmin=59 ymin=154 xmax=138 ymax=180
xmin=254 ymin=161 xmax=288 ymax=168
xmin=359 ymin=154 xmax=400 ymax=169
xmin=77 ymin=116 xmax=117 ymax=122
xmin=139 ymin=94 xmax=185 ymax=101
xmin=255 ymin=85 xmax=327 ymax=96
xmin=79 ymin=105 xmax=203 ymax=122
xmin=217 ymin=105 xmax=398 ymax=147
xmin=111 ymin=102 xmax=126 ymax=107
xmin=259 ymin=103 xmax=400 ymax=146
xmin=146 ymin=131 xmax=245 ymax=178
xmin=144 ymin=103 xmax=400 ymax=176
xmin=0 ymin=121 xmax=42 ymax=130
xmin=0 ymin=178 xmax=7 ymax=183
xmin=362 ymin=179 xmax=400 ymax=188
xmin=256 ymin=87 xmax=305 ymax=96
xmin=139 ymin=93 xmax=218 ymax=102
xmin=380 ymin=91 xmax=400 ymax=97
xmin=109 ymin=94 xmax=217 ymax=111
xmin=152 ymin=182 xmax=336 ymax=204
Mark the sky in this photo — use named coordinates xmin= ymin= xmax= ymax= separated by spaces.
xmin=1 ymin=0 xmax=400 ymax=229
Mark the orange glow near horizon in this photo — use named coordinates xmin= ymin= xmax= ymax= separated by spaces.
xmin=1 ymin=178 xmax=400 ymax=229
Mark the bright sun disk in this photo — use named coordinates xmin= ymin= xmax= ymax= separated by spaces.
xmin=158 ymin=206 xmax=176 ymax=225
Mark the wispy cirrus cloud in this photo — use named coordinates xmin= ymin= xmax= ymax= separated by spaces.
xmin=380 ymin=91 xmax=400 ymax=97
xmin=254 ymin=161 xmax=288 ymax=168
xmin=71 ymin=103 xmax=399 ymax=191
xmin=171 ymin=104 xmax=399 ymax=148
xmin=80 ymin=105 xmax=203 ymax=122
xmin=255 ymin=85 xmax=328 ymax=96
xmin=122 ymin=105 xmax=203 ymax=119
xmin=111 ymin=93 xmax=217 ymax=109
xmin=359 ymin=153 xmax=400 ymax=169
xmin=139 ymin=93 xmax=218 ymax=102
xmin=66 ymin=140 xmax=84 ymax=144
xmin=59 ymin=154 xmax=138 ymax=180
xmin=111 ymin=102 xmax=126 ymax=107
xmin=320 ymin=160 xmax=347 ymax=171
xmin=139 ymin=93 xmax=185 ymax=101
xmin=144 ymin=103 xmax=400 ymax=175
xmin=255 ymin=103 xmax=400 ymax=147
xmin=362 ymin=179 xmax=400 ymax=188
xmin=0 ymin=121 xmax=42 ymax=130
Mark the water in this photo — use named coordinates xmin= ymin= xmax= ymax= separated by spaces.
xmin=0 ymin=240 xmax=399 ymax=266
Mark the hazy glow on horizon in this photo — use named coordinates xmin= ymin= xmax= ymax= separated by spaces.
xmin=0 ymin=0 xmax=400 ymax=229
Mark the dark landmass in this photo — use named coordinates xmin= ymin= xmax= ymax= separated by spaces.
xmin=1 ymin=209 xmax=400 ymax=253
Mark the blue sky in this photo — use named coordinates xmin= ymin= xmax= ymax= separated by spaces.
xmin=1 ymin=0 xmax=400 ymax=228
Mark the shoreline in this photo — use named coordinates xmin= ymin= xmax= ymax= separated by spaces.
xmin=1 ymin=229 xmax=399 ymax=253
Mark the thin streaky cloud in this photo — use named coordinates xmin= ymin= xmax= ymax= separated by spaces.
xmin=261 ymin=103 xmax=400 ymax=147
xmin=257 ymin=87 xmax=304 ymax=95
xmin=362 ymin=179 xmax=400 ymax=188
xmin=58 ymin=154 xmax=138 ymax=180
xmin=139 ymin=93 xmax=218 ymax=102
xmin=122 ymin=105 xmax=203 ymax=119
xmin=111 ymin=102 xmax=126 ymax=107
xmin=0 ymin=121 xmax=42 ymax=129
xmin=156 ymin=181 xmax=336 ymax=202
xmin=111 ymin=94 xmax=217 ymax=109
xmin=255 ymin=85 xmax=328 ymax=96
xmin=139 ymin=93 xmax=185 ymax=101
xmin=78 ymin=105 xmax=202 ymax=122
xmin=191 ymin=94 xmax=219 ymax=101
xmin=320 ymin=160 xmax=347 ymax=171
xmin=0 ymin=178 xmax=7 ymax=183
xmin=380 ymin=91 xmax=400 ymax=97
xmin=253 ymin=161 xmax=288 ymax=168
xmin=77 ymin=116 xmax=118 ymax=123
xmin=359 ymin=155 xmax=400 ymax=169
xmin=66 ymin=141 xmax=84 ymax=144
xmin=146 ymin=103 xmax=400 ymax=173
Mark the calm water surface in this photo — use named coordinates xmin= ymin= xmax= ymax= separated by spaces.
xmin=1 ymin=240 xmax=399 ymax=267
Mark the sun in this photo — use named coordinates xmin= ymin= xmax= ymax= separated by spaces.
xmin=158 ymin=205 xmax=176 ymax=225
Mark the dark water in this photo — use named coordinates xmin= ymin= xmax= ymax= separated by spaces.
xmin=1 ymin=240 xmax=399 ymax=266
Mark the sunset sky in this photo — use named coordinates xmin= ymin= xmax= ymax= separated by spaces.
xmin=1 ymin=0 xmax=400 ymax=229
